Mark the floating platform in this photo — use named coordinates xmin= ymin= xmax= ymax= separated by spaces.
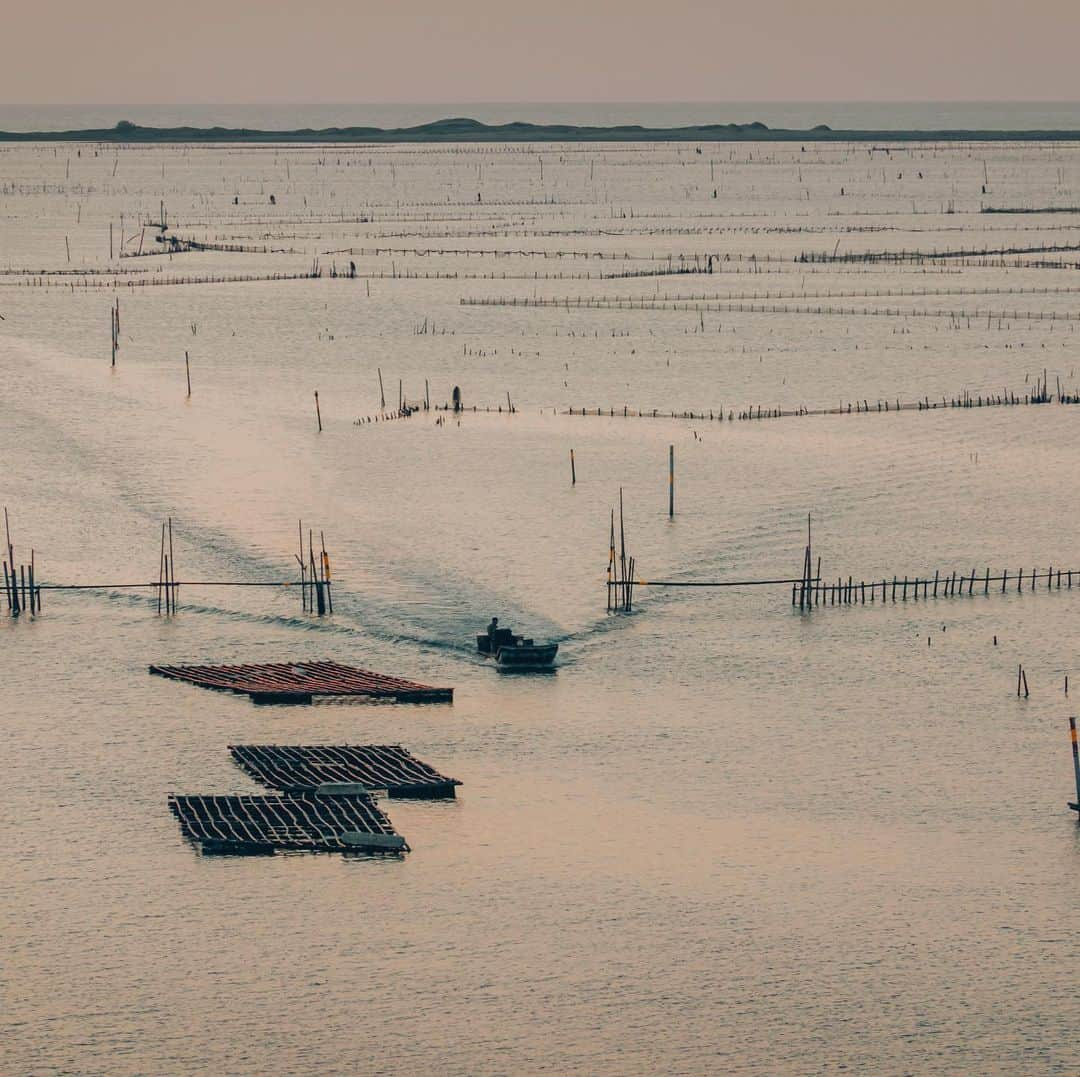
xmin=149 ymin=660 xmax=453 ymax=704
xmin=230 ymin=744 xmax=462 ymax=798
xmin=168 ymin=792 xmax=408 ymax=855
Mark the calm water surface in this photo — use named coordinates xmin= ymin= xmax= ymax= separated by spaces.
xmin=1 ymin=137 xmax=1079 ymax=1074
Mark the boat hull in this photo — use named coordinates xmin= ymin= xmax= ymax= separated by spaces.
xmin=495 ymin=642 xmax=558 ymax=669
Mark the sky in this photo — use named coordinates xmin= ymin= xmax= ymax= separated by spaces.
xmin=1 ymin=0 xmax=1078 ymax=104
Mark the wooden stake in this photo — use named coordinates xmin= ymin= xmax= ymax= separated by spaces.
xmin=669 ymin=445 xmax=674 ymax=518
xmin=314 ymin=391 xmax=322 ymax=432
xmin=298 ymin=520 xmax=306 ymax=612
xmin=167 ymin=517 xmax=176 ymax=614
xmin=619 ymin=488 xmax=627 ymax=601
xmin=320 ymin=531 xmax=333 ymax=614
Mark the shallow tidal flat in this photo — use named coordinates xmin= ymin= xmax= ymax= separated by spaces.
xmin=2 ymin=139 xmax=1079 ymax=1074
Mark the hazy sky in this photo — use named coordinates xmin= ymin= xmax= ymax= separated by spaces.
xmin=2 ymin=0 xmax=1078 ymax=104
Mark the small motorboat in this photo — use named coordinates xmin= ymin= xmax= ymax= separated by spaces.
xmin=477 ymin=626 xmax=558 ymax=669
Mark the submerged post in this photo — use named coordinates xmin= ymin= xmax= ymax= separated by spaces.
xmin=314 ymin=391 xmax=323 ymax=432
xmin=570 ymin=449 xmax=576 ymax=485
xmin=1068 ymin=716 xmax=1080 ymax=814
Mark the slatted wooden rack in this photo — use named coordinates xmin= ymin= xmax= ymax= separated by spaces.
xmin=230 ymin=744 xmax=461 ymax=798
xmin=150 ymin=660 xmax=453 ymax=704
xmin=168 ymin=792 xmax=408 ymax=855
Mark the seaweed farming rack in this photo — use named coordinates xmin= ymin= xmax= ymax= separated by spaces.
xmin=168 ymin=741 xmax=460 ymax=856
xmin=150 ymin=660 xmax=453 ymax=704
xmin=230 ymin=744 xmax=461 ymax=798
xmin=168 ymin=792 xmax=407 ymax=855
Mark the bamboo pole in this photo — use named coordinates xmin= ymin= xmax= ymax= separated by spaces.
xmin=158 ymin=523 xmax=165 ymax=614
xmin=167 ymin=517 xmax=176 ymax=615
xmin=669 ymin=445 xmax=674 ymax=519
xmin=321 ymin=531 xmax=333 ymax=614
xmin=1068 ymin=717 xmax=1080 ymax=813
xmin=619 ymin=488 xmax=627 ymax=611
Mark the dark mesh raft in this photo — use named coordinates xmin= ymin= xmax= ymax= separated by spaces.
xmin=168 ymin=792 xmax=408 ymax=855
xmin=149 ymin=660 xmax=453 ymax=704
xmin=230 ymin=744 xmax=462 ymax=798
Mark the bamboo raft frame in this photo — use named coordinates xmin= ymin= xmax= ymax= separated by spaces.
xmin=230 ymin=744 xmax=461 ymax=798
xmin=168 ymin=792 xmax=407 ymax=855
xmin=149 ymin=660 xmax=454 ymax=704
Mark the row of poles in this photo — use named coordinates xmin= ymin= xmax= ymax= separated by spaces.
xmin=607 ymin=489 xmax=635 ymax=613
xmin=795 ymin=565 xmax=1080 ymax=608
xmin=2 ymin=508 xmax=333 ymax=619
xmin=297 ymin=522 xmax=333 ymax=615
xmin=2 ymin=509 xmax=41 ymax=616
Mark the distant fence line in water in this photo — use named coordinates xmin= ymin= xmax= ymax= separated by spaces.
xmin=562 ymin=384 xmax=1080 ymax=423
xmin=120 ymin=237 xmax=301 ymax=257
xmin=18 ymin=260 xmax=1080 ymax=291
xmin=797 ymin=241 xmax=1080 ymax=263
xmin=1 ymin=266 xmax=818 ymax=288
xmin=793 ymin=566 xmax=1080 ymax=609
xmin=372 ymin=221 xmax=1080 ymax=240
xmin=4 ymin=271 xmax=324 ymax=290
xmin=467 ymin=284 xmax=1080 ymax=305
xmin=464 ymin=293 xmax=1080 ymax=323
xmin=14 ymin=269 xmax=1080 ymax=292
